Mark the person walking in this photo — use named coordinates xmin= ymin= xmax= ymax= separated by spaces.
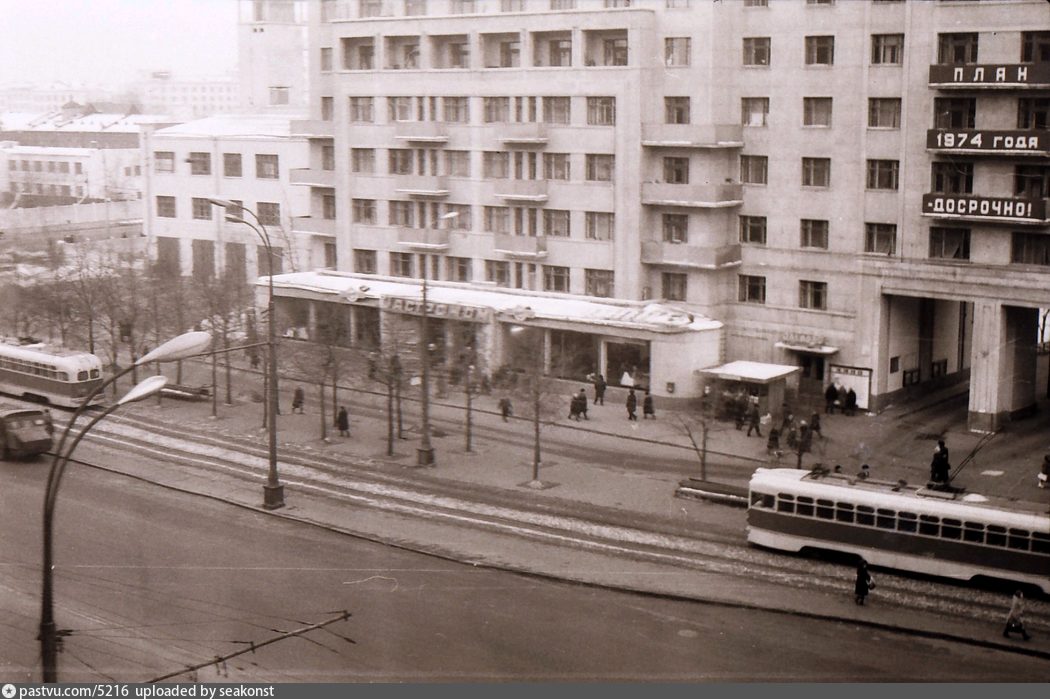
xmin=626 ymin=388 xmax=638 ymax=421
xmin=1002 ymin=591 xmax=1032 ymax=641
xmin=844 ymin=387 xmax=858 ymax=416
xmin=746 ymin=403 xmax=762 ymax=437
xmin=292 ymin=385 xmax=305 ymax=414
xmin=766 ymin=428 xmax=781 ymax=455
xmin=592 ymin=373 xmax=606 ymax=406
xmin=577 ymin=388 xmax=589 ymax=420
xmin=335 ymin=406 xmax=350 ymax=437
xmin=824 ymin=383 xmax=838 ymax=414
xmin=498 ymin=396 xmax=513 ymax=422
xmin=642 ymin=390 xmax=655 ymax=419
xmin=809 ymin=412 xmax=822 ymax=439
xmin=854 ymin=561 xmax=874 ymax=605
xmin=568 ymin=392 xmax=582 ymax=421
xmin=930 ymin=440 xmax=950 ymax=483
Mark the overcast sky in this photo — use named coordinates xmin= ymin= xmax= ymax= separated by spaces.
xmin=0 ymin=0 xmax=239 ymax=87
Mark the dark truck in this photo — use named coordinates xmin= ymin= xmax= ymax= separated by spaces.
xmin=0 ymin=404 xmax=54 ymax=459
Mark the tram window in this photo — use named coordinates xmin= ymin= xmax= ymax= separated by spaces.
xmin=876 ymin=508 xmax=896 ymax=529
xmin=919 ymin=514 xmax=939 ymax=536
xmin=856 ymin=505 xmax=875 ymax=526
xmin=897 ymin=511 xmax=917 ymax=533
xmin=776 ymin=494 xmax=795 ymax=513
xmin=1008 ymin=529 xmax=1030 ymax=551
xmin=835 ymin=502 xmax=854 ymax=523
xmin=1032 ymin=532 xmax=1050 ymax=555
xmin=816 ymin=499 xmax=835 ymax=520
xmin=751 ymin=491 xmax=774 ymax=508
xmin=962 ymin=522 xmax=984 ymax=543
xmin=941 ymin=518 xmax=962 ymax=540
xmin=77 ymin=371 xmax=88 ymax=381
xmin=796 ymin=496 xmax=814 ymax=517
xmin=90 ymin=369 xmax=100 ymax=378
xmin=986 ymin=525 xmax=1007 ymax=547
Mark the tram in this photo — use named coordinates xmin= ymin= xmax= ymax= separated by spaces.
xmin=747 ymin=467 xmax=1050 ymax=594
xmin=0 ymin=341 xmax=104 ymax=408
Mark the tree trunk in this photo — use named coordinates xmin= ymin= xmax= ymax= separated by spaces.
xmin=211 ymin=346 xmax=218 ymax=418
xmin=318 ymin=381 xmax=327 ymax=441
xmin=465 ymin=381 xmax=473 ymax=453
xmin=395 ymin=378 xmax=404 ymax=439
xmin=223 ymin=324 xmax=233 ymax=405
xmin=386 ymin=380 xmax=395 ymax=457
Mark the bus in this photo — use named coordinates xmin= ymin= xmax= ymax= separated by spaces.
xmin=0 ymin=341 xmax=104 ymax=408
xmin=747 ymin=467 xmax=1050 ymax=594
xmin=0 ymin=404 xmax=53 ymax=459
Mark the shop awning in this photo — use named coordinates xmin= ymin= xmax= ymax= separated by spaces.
xmin=698 ymin=361 xmax=800 ymax=384
xmin=774 ymin=341 xmax=840 ymax=355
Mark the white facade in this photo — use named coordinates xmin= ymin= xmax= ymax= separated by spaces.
xmin=131 ymin=73 xmax=240 ymax=120
xmin=1 ymin=143 xmax=141 ymax=203
xmin=238 ymin=0 xmax=310 ymax=113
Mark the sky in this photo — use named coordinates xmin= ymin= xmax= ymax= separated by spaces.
xmin=0 ymin=0 xmax=239 ymax=87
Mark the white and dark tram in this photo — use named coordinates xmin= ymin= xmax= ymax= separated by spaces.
xmin=747 ymin=467 xmax=1050 ymax=594
xmin=0 ymin=341 xmax=104 ymax=408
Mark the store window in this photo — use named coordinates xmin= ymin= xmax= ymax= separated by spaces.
xmin=607 ymin=341 xmax=650 ymax=390
xmin=550 ymin=329 xmax=598 ymax=381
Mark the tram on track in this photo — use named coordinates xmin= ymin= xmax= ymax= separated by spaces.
xmin=0 ymin=341 xmax=104 ymax=408
xmin=747 ymin=467 xmax=1050 ymax=594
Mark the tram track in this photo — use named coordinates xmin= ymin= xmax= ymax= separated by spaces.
xmin=42 ymin=409 xmax=1048 ymax=644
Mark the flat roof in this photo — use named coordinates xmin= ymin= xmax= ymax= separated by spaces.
xmin=155 ymin=114 xmax=308 ymax=139
xmin=700 ymin=360 xmax=800 ymax=383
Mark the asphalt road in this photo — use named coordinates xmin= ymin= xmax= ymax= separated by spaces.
xmin=2 ymin=456 xmax=1047 ymax=682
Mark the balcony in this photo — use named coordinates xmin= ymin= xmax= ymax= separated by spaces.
xmin=641 ymin=241 xmax=741 ymax=270
xmin=493 ymin=234 xmax=548 ymax=260
xmin=641 ymin=124 xmax=744 ymax=149
xmin=494 ymin=179 xmax=548 ymax=203
xmin=926 ymin=129 xmax=1048 ymax=156
xmin=393 ymin=121 xmax=449 ymax=144
xmin=497 ymin=123 xmax=549 ymax=146
xmin=290 ymin=168 xmax=335 ymax=188
xmin=928 ymin=63 xmax=1050 ymax=90
xmin=290 ymin=119 xmax=334 ymax=139
xmin=397 ymin=227 xmax=450 ymax=252
xmin=290 ymin=216 xmax=337 ymax=237
xmin=641 ymin=182 xmax=743 ymax=208
xmin=393 ymin=175 xmax=449 ymax=198
xmin=921 ymin=194 xmax=1048 ymax=224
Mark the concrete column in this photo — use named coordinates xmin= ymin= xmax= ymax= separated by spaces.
xmin=969 ymin=303 xmax=1039 ymax=431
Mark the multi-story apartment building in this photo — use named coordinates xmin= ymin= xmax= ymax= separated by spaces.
xmin=130 ymin=72 xmax=240 ymax=120
xmin=270 ymin=0 xmax=1047 ymax=430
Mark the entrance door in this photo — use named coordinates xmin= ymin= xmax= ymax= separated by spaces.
xmin=798 ymin=354 xmax=825 ymax=396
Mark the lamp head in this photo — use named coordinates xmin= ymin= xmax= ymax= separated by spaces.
xmin=137 ymin=331 xmax=213 ymax=365
xmin=117 ymin=375 xmax=168 ymax=406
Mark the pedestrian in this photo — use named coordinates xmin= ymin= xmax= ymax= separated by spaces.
xmin=824 ymin=383 xmax=838 ymax=414
xmin=858 ymin=464 xmax=870 ymax=480
xmin=249 ymin=348 xmax=260 ymax=371
xmin=592 ymin=372 xmax=606 ymax=406
xmin=746 ymin=403 xmax=762 ymax=437
xmin=734 ymin=391 xmax=747 ymax=430
xmin=336 ymin=406 xmax=350 ymax=437
xmin=568 ymin=392 xmax=582 ymax=421
xmin=292 ymin=385 xmax=305 ymax=414
xmin=766 ymin=428 xmax=780 ymax=455
xmin=798 ymin=420 xmax=812 ymax=454
xmin=1038 ymin=453 xmax=1049 ymax=489
xmin=1002 ymin=591 xmax=1032 ymax=641
xmin=578 ymin=388 xmax=590 ymax=420
xmin=642 ymin=390 xmax=655 ymax=419
xmin=844 ymin=387 xmax=857 ymax=416
xmin=854 ymin=560 xmax=874 ymax=605
xmin=498 ymin=396 xmax=513 ymax=422
xmin=626 ymin=388 xmax=638 ymax=421
xmin=809 ymin=412 xmax=822 ymax=439
xmin=930 ymin=439 xmax=950 ymax=483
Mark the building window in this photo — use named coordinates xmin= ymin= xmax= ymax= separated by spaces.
xmin=802 ymin=157 xmax=831 ymax=187
xmin=544 ymin=96 xmax=571 ymax=124
xmin=604 ymin=38 xmax=628 ymax=66
xmin=665 ymin=37 xmax=690 ymax=66
xmin=929 ymin=227 xmax=970 ymax=260
xmin=256 ymin=154 xmax=279 ymax=179
xmin=445 ymin=151 xmax=470 ymax=177
xmin=354 ymin=249 xmax=377 ymax=273
xmin=192 ymin=240 xmax=215 ymax=282
xmin=389 ymin=201 xmax=414 ymax=226
xmin=865 ymin=223 xmax=896 ymax=255
xmin=800 ymin=219 xmax=828 ymax=249
xmin=799 ymin=281 xmax=827 ymax=310
xmin=585 ymin=212 xmax=614 ymax=241
xmin=257 ymin=202 xmax=281 ymax=226
xmin=486 ymin=259 xmax=510 ymax=286
xmin=483 ymin=152 xmax=510 ymax=179
xmin=390 ymin=252 xmax=414 ymax=277
xmin=485 ymin=206 xmax=510 ymax=233
xmin=322 ymin=145 xmax=336 ymax=171
xmin=543 ymin=153 xmax=571 ymax=181
xmin=440 ymin=96 xmax=468 ymax=123
xmin=451 ymin=0 xmax=475 ymax=13
xmin=360 ymin=0 xmax=383 ymax=17
xmin=662 ymin=272 xmax=687 ymax=301
xmin=499 ymin=40 xmax=520 ymax=67
xmin=405 ymin=0 xmax=427 ymax=14
xmin=934 ymin=97 xmax=976 ymax=129
xmin=742 ymin=0 xmax=766 ymax=6
xmin=585 ymin=269 xmax=614 ymax=297
xmin=741 ymin=97 xmax=769 ymax=127
xmin=550 ymin=0 xmax=576 ymax=10
xmin=323 ymin=194 xmax=337 ymax=220
xmin=663 ymin=214 xmax=688 ymax=243
xmin=587 ymin=97 xmax=616 ymax=126
xmin=586 ymin=154 xmax=614 ymax=182
xmin=320 ymin=47 xmax=333 ymax=71
xmin=740 ymin=216 xmax=767 ymax=245
xmin=484 ymin=97 xmax=511 ymax=123
xmin=348 ymin=97 xmax=374 ymax=122
xmin=349 ymin=199 xmax=375 ymax=224
xmin=269 ymin=87 xmax=290 ymax=106
xmin=188 ymin=152 xmax=211 ymax=175
xmin=663 ymin=157 xmax=689 ymax=184
xmin=665 ymin=97 xmax=690 ymax=124
xmin=155 ymin=151 xmax=175 ymax=173
xmin=803 ymin=97 xmax=832 ymax=127
xmin=324 ymin=243 xmax=337 ymax=269
xmin=531 ymin=208 xmax=566 ymax=239
xmin=548 ymin=39 xmax=572 ymax=67
xmin=868 ymin=98 xmax=901 ymax=128
xmin=220 ymin=153 xmax=241 ymax=177
xmin=1015 ymin=165 xmax=1050 ymax=198
xmin=1021 ymin=32 xmax=1050 ymax=63
xmin=866 ymin=160 xmax=899 ymax=191
xmin=740 ymin=155 xmax=768 ymax=184
xmin=321 ymin=96 xmax=334 ymax=121
xmin=156 ymin=195 xmax=176 ymax=218
xmin=738 ymin=275 xmax=766 ymax=304
xmin=191 ymin=197 xmax=212 ymax=220
xmin=871 ymin=34 xmax=904 ymax=65
xmin=1012 ymin=232 xmax=1050 ymax=266
xmin=347 ymin=148 xmax=373 ymax=174
xmin=937 ymin=33 xmax=978 ymax=65
xmin=387 ymin=96 xmax=414 ymax=122
xmin=743 ymin=37 xmax=770 ymax=66
xmin=447 ymin=256 xmax=472 ymax=282
xmin=805 ymin=36 xmax=835 ymax=66
xmin=1018 ymin=98 xmax=1050 ymax=130
xmin=931 ymin=161 xmax=973 ymax=195
xmin=543 ymin=265 xmax=570 ymax=293
xmin=389 ymin=149 xmax=414 ymax=175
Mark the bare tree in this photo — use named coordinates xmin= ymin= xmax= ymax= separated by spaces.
xmin=669 ymin=382 xmax=726 ymax=481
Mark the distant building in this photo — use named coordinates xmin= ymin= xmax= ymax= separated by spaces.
xmin=129 ymin=71 xmax=240 ymax=120
xmin=0 ymin=82 xmax=122 ymax=113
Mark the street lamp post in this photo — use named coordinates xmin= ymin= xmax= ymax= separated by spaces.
xmin=40 ymin=331 xmax=212 ymax=683
xmin=209 ymin=198 xmax=283 ymax=510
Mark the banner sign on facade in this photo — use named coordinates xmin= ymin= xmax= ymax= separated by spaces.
xmin=926 ymin=129 xmax=1047 ymax=154
xmin=921 ymin=194 xmax=1046 ymax=222
xmin=928 ymin=63 xmax=1050 ymax=88
xmin=382 ymin=296 xmax=493 ymax=322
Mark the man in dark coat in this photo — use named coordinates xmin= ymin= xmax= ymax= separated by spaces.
xmin=499 ymin=397 xmax=512 ymax=422
xmin=626 ymin=388 xmax=638 ymax=421
xmin=642 ymin=390 xmax=655 ymax=419
xmin=844 ymin=388 xmax=857 ymax=416
xmin=336 ymin=406 xmax=350 ymax=437
xmin=824 ymin=383 xmax=838 ymax=414
xmin=854 ymin=561 xmax=873 ymax=605
xmin=930 ymin=440 xmax=950 ymax=483
xmin=292 ymin=386 xmax=305 ymax=414
xmin=568 ymin=392 xmax=582 ymax=421
xmin=746 ymin=403 xmax=762 ymax=437
xmin=577 ymin=388 xmax=589 ymax=420
xmin=592 ymin=373 xmax=606 ymax=405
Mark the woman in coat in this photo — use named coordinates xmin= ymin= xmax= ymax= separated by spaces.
xmin=336 ymin=406 xmax=349 ymax=437
xmin=854 ymin=561 xmax=873 ymax=605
